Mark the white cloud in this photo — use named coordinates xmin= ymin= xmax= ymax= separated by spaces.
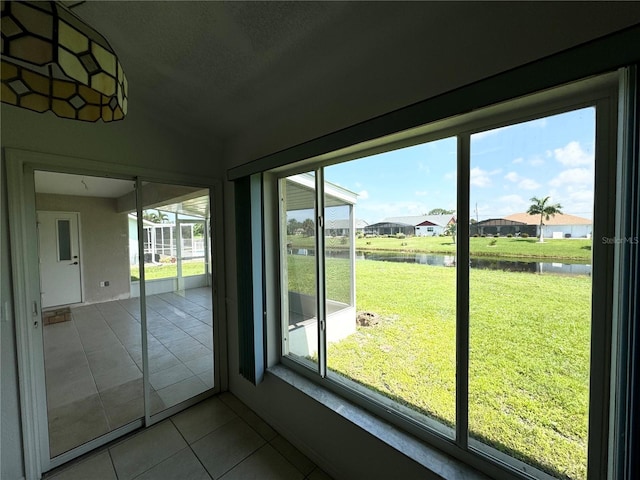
xmin=470 ymin=167 xmax=492 ymax=187
xmin=512 ymin=157 xmax=524 ymax=164
xmin=549 ymin=168 xmax=593 ymax=187
xmin=505 ymin=172 xmax=520 ymax=182
xmin=357 ymin=190 xmax=369 ymax=200
xmin=529 ymin=156 xmax=545 ymax=166
xmin=495 ymin=194 xmax=528 ymax=214
xmin=415 ymin=191 xmax=429 ymax=196
xmin=518 ymin=178 xmax=540 ymax=190
xmin=554 ymin=141 xmax=593 ymax=167
xmin=361 ymin=201 xmax=430 ymax=221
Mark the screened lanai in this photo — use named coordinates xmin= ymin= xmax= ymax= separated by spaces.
xmin=281 ymin=173 xmax=357 ymax=359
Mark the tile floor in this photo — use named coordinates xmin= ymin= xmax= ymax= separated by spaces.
xmin=45 ymin=393 xmax=333 ymax=480
xmin=44 ymin=287 xmax=214 ymax=457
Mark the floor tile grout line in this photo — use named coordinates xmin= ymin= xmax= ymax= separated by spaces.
xmin=107 ymin=447 xmax=121 ymax=480
xmin=74 ymin=307 xmax=122 ymax=434
xmin=169 ymin=417 xmax=215 ymax=479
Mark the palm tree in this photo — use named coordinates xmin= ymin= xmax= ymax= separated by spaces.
xmin=527 ymin=196 xmax=563 ymax=243
xmin=445 ymin=221 xmax=457 ymax=244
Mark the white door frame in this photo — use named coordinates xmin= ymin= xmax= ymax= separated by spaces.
xmin=6 ymin=149 xmax=226 ymax=479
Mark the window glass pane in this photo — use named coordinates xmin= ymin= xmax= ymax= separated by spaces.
xmin=324 ymin=137 xmax=457 ymax=434
xmin=282 ymin=172 xmax=318 ymax=365
xmin=57 ymin=219 xmax=71 ymax=261
xmin=468 ymin=108 xmax=594 ymax=479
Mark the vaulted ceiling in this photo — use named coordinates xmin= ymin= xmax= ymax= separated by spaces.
xmin=69 ymin=2 xmax=640 ymax=165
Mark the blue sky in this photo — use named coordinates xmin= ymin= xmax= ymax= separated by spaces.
xmin=324 ymin=107 xmax=595 ymax=224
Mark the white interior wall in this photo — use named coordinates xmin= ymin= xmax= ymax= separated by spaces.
xmin=35 ymin=194 xmax=131 ymax=305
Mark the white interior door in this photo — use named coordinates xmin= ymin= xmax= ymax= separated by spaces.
xmin=37 ymin=211 xmax=82 ymax=308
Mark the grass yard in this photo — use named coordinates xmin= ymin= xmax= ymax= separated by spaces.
xmin=313 ymin=258 xmax=591 ymax=479
xmin=130 ymin=261 xmax=206 ymax=281
xmin=288 ymin=235 xmax=592 ymax=261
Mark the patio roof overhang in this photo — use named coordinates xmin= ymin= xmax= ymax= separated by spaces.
xmin=285 ymin=173 xmax=357 ymax=211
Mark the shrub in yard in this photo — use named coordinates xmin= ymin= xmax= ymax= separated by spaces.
xmin=396 ymin=233 xmax=406 ymax=239
xmin=507 ymin=233 xmax=513 ymax=238
xmin=494 ymin=234 xmax=500 ymax=238
xmin=481 ymin=234 xmax=486 ymax=238
xmin=489 ymin=239 xmax=497 ymax=246
xmin=521 ymin=233 xmax=529 ymax=238
xmin=473 ymin=234 xmax=479 ymax=237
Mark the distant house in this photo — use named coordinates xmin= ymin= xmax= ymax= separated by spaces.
xmin=504 ymin=212 xmax=592 ymax=238
xmin=364 ymin=214 xmax=455 ymax=236
xmin=325 ymin=219 xmax=369 ymax=236
xmin=470 ymin=218 xmax=536 ymax=237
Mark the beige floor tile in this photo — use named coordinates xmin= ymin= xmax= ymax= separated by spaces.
xmin=48 ymin=451 xmax=116 ymax=480
xmin=48 ymin=394 xmax=110 ymax=458
xmin=110 ymin=421 xmax=187 ymax=480
xmin=156 ymin=375 xmax=208 ymax=409
xmin=219 ymin=444 xmax=303 ymax=480
xmin=192 ymin=417 xmax=265 ymax=479
xmin=132 ymin=447 xmax=211 ymax=480
xmin=171 ymin=396 xmax=237 ymax=444
xmin=150 ymin=363 xmax=193 ymax=390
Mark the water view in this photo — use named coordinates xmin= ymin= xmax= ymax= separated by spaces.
xmin=289 ymin=248 xmax=592 ymax=276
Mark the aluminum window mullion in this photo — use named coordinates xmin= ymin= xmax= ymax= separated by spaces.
xmin=316 ymin=168 xmax=327 ymax=378
xmin=135 ymin=178 xmax=151 ymax=426
xmin=456 ymin=134 xmax=471 ymax=449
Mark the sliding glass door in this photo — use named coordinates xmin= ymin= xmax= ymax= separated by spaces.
xmin=139 ymin=181 xmax=213 ymax=416
xmin=25 ymin=168 xmax=215 ymax=470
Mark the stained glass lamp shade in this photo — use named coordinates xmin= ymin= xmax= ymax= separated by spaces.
xmin=1 ymin=1 xmax=127 ymax=122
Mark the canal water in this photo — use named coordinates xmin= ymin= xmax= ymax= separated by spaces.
xmin=289 ymin=248 xmax=591 ymax=276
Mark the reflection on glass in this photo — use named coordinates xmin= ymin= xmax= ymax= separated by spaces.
xmin=468 ymin=108 xmax=594 ymax=479
xmin=139 ymin=182 xmax=214 ymax=414
xmin=282 ymin=172 xmax=318 ymax=364
xmin=36 ymin=171 xmax=143 ymax=458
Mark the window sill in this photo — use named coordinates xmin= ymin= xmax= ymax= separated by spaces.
xmin=267 ymin=364 xmax=489 ymax=480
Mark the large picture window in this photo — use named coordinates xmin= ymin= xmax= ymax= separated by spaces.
xmin=274 ymin=74 xmax=619 ymax=480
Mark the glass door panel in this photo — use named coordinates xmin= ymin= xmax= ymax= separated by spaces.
xmin=139 ymin=182 xmax=213 ymax=414
xmin=36 ymin=171 xmax=143 ymax=458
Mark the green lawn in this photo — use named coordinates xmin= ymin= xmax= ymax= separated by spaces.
xmin=130 ymin=261 xmax=205 ymax=281
xmin=289 ymin=235 xmax=593 ymax=261
xmin=289 ymin=255 xmax=590 ymax=479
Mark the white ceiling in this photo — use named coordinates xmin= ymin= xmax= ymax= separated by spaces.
xmin=67 ymin=2 xmax=640 ymax=162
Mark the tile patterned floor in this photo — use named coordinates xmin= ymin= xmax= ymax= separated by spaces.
xmin=43 ymin=287 xmax=214 ymax=457
xmin=45 ymin=393 xmax=333 ymax=480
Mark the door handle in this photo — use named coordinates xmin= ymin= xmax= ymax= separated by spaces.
xmin=70 ymin=261 xmax=78 ymax=265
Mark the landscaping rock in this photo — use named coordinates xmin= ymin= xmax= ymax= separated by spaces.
xmin=356 ymin=311 xmax=380 ymax=327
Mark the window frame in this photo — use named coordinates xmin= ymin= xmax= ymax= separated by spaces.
xmin=265 ymin=72 xmax=622 ymax=480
